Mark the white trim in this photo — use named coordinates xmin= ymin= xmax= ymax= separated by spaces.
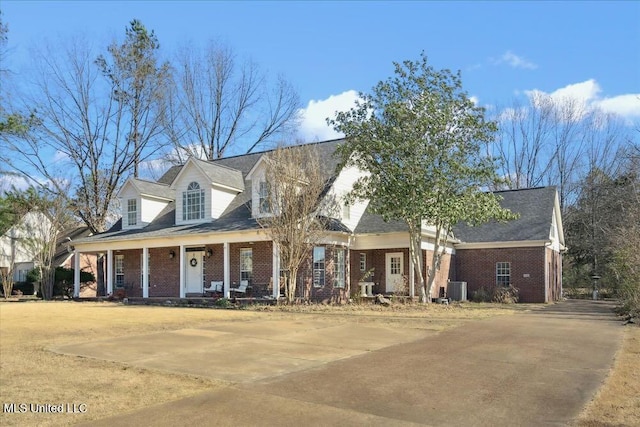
xmin=544 ymin=247 xmax=549 ymax=303
xmin=409 ymin=252 xmax=415 ymax=298
xmin=73 ymin=249 xmax=80 ymax=298
xmin=272 ymin=242 xmax=280 ymax=299
xmin=179 ymin=245 xmax=185 ymax=298
xmin=170 ymin=158 xmax=243 ymax=192
xmin=106 ymin=249 xmax=113 ymax=295
xmin=455 ymin=240 xmax=552 ymax=250
xmin=420 ymin=240 xmax=456 ymax=254
xmin=223 ymin=242 xmax=230 ymax=299
xmin=142 ymin=247 xmax=149 ymax=298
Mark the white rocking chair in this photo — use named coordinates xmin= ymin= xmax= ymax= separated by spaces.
xmin=204 ymin=281 xmax=223 ymax=294
xmin=230 ymin=280 xmax=249 ymax=295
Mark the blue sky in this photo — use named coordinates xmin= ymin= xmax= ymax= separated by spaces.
xmin=2 ymin=0 xmax=639 ymax=143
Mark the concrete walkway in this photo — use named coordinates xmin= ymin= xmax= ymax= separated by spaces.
xmin=74 ymin=300 xmax=623 ymax=426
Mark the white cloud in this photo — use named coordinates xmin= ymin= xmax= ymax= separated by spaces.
xmin=596 ymin=94 xmax=640 ymax=118
xmin=297 ymin=90 xmax=361 ymax=141
xmin=494 ymin=51 xmax=538 ymax=70
xmin=524 ymin=79 xmax=640 ymax=120
xmin=0 ymin=174 xmax=31 ymax=193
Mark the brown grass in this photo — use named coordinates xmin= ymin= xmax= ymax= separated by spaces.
xmin=574 ymin=325 xmax=640 ymax=427
xmin=2 ymin=300 xmax=634 ymax=426
xmin=0 ymin=301 xmax=262 ymax=426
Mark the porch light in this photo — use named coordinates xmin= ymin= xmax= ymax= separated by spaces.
xmin=206 ymin=248 xmax=213 ymax=257
xmin=169 ymin=250 xmax=175 ymax=259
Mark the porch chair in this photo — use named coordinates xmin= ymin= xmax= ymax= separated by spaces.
xmin=204 ymin=281 xmax=224 ymax=295
xmin=230 ymin=280 xmax=249 ymax=296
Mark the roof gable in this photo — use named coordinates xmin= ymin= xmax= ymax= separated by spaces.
xmin=170 ymin=157 xmax=244 ymax=192
xmin=118 ymin=177 xmax=174 ymax=201
xmin=453 ymin=186 xmax=560 ymax=243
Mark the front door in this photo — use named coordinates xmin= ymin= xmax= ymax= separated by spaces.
xmin=385 ymin=252 xmax=404 ymax=293
xmin=185 ymin=251 xmax=204 ymax=294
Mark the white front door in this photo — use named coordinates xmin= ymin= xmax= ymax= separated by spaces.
xmin=185 ymin=251 xmax=204 ymax=294
xmin=385 ymin=252 xmax=404 ymax=293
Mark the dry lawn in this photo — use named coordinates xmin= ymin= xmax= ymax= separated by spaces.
xmin=0 ymin=300 xmax=514 ymax=426
xmin=4 ymin=300 xmax=634 ymax=426
xmin=574 ymin=325 xmax=640 ymax=427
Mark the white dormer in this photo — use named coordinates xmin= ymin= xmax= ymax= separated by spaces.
xmin=323 ymin=163 xmax=370 ymax=231
xmin=118 ymin=178 xmax=174 ymax=229
xmin=246 ymin=155 xmax=271 ymax=218
xmin=170 ymin=157 xmax=244 ymax=225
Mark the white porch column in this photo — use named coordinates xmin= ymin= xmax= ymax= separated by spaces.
xmin=409 ymin=250 xmax=415 ymax=298
xmin=73 ymin=249 xmax=81 ymax=298
xmin=272 ymin=242 xmax=280 ymax=299
xmin=142 ymin=247 xmax=149 ymax=298
xmin=179 ymin=244 xmax=185 ymax=298
xmin=223 ymin=242 xmax=230 ymax=299
xmin=106 ymin=249 xmax=113 ymax=295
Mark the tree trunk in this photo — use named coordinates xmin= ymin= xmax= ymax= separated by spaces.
xmin=96 ymin=254 xmax=106 ymax=296
xmin=287 ymin=266 xmax=299 ymax=304
xmin=425 ymin=225 xmax=444 ymax=302
xmin=408 ymin=221 xmax=427 ymax=303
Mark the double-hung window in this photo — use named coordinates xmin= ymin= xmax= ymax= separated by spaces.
xmin=496 ymin=262 xmax=511 ymax=287
xmin=359 ymin=253 xmax=366 ymax=272
xmin=240 ymin=248 xmax=253 ymax=282
xmin=334 ymin=249 xmax=346 ymax=288
xmin=115 ymin=254 xmax=124 ymax=288
xmin=127 ymin=199 xmax=137 ymax=226
xmin=183 ymin=182 xmax=205 ymax=221
xmin=258 ymin=181 xmax=270 ymax=214
xmin=313 ymin=246 xmax=325 ymax=287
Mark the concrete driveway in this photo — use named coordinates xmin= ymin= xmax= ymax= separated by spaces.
xmin=66 ymin=300 xmax=623 ymax=426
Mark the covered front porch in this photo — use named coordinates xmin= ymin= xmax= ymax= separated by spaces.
xmin=72 ymin=233 xmax=283 ymax=300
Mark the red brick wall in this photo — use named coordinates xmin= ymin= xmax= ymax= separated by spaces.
xmin=297 ymin=245 xmax=349 ymax=303
xmin=116 ymin=249 xmax=142 ymax=297
xmin=230 ymin=242 xmax=273 ymax=297
xmin=203 ymin=244 xmax=224 ymax=289
xmin=348 ymin=248 xmax=454 ymax=299
xmin=455 ymin=247 xmax=547 ymax=303
xmin=148 ymin=246 xmax=180 ymax=297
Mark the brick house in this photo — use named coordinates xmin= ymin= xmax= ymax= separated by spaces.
xmin=453 ymin=187 xmax=565 ymax=303
xmin=71 ymin=139 xmax=564 ymax=303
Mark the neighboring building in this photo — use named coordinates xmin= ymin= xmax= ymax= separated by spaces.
xmin=0 ymin=213 xmax=97 ymax=295
xmin=71 ymin=139 xmax=565 ymax=303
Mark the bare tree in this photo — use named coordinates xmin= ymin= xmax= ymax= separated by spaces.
xmin=256 ymin=144 xmax=338 ymax=304
xmin=495 ymin=94 xmax=630 ymax=210
xmin=3 ymin=23 xmax=167 ymax=294
xmin=494 ymin=94 xmax=555 ymax=189
xmin=96 ymin=19 xmax=171 ymax=177
xmin=165 ymin=41 xmax=300 ymax=161
xmin=0 ymin=186 xmax=72 ymax=299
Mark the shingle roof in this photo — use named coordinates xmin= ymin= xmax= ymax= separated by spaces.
xmin=131 ymin=178 xmax=174 ymax=200
xmin=190 ymin=158 xmax=245 ymax=191
xmin=355 ymin=186 xmax=557 ymax=243
xmin=453 ymin=186 xmax=557 ymax=243
xmin=354 ymin=210 xmax=408 ymax=234
xmin=53 ymin=226 xmax=92 ymax=266
xmin=78 ymin=139 xmax=346 ymax=244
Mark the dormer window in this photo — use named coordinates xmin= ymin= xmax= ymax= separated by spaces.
xmin=342 ymin=201 xmax=351 ymax=220
xmin=183 ymin=182 xmax=205 ymax=221
xmin=127 ymin=199 xmax=137 ymax=226
xmin=258 ymin=181 xmax=271 ymax=214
